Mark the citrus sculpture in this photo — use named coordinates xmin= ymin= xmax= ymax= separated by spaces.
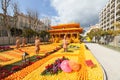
xmin=49 ymin=23 xmax=83 ymax=43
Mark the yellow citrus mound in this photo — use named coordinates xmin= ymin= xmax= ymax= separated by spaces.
xmin=4 ymin=43 xmax=103 ymax=80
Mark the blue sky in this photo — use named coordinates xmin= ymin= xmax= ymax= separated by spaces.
xmin=0 ymin=0 xmax=57 ymax=18
xmin=0 ymin=0 xmax=109 ymax=28
xmin=15 ymin=0 xmax=57 ymax=17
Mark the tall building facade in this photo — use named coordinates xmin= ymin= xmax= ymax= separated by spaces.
xmin=0 ymin=13 xmax=50 ymax=37
xmin=0 ymin=13 xmax=14 ymax=37
xmin=16 ymin=13 xmax=50 ymax=32
xmin=86 ymin=24 xmax=100 ymax=34
xmin=99 ymin=0 xmax=120 ymax=31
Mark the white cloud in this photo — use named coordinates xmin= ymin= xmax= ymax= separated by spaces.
xmin=51 ymin=16 xmax=60 ymax=25
xmin=50 ymin=0 xmax=109 ymax=27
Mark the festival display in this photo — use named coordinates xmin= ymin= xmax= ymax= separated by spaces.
xmin=41 ymin=56 xmax=69 ymax=75
xmin=60 ymin=60 xmax=72 ymax=73
xmin=49 ymin=23 xmax=83 ymax=43
xmin=68 ymin=60 xmax=81 ymax=71
xmin=0 ymin=39 xmax=103 ymax=80
xmin=0 ymin=43 xmax=61 ymax=79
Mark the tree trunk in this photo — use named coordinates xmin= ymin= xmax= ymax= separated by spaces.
xmin=7 ymin=29 xmax=11 ymax=37
xmin=7 ymin=29 xmax=11 ymax=44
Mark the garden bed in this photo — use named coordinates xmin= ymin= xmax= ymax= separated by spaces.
xmin=0 ymin=45 xmax=62 ymax=79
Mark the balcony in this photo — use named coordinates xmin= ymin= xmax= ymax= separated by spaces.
xmin=107 ymin=23 xmax=110 ymax=26
xmin=107 ymin=7 xmax=110 ymax=12
xmin=116 ymin=8 xmax=120 ymax=14
xmin=111 ymin=1 xmax=115 ymax=7
xmin=111 ymin=0 xmax=115 ymax=3
xmin=110 ymin=18 xmax=114 ymax=22
xmin=110 ymin=20 xmax=114 ymax=24
xmin=99 ymin=16 xmax=103 ymax=19
xmin=107 ymin=18 xmax=110 ymax=22
xmin=111 ymin=7 xmax=115 ymax=12
xmin=117 ymin=1 xmax=120 ymax=7
xmin=102 ymin=23 xmax=105 ymax=27
xmin=116 ymin=14 xmax=120 ymax=20
xmin=106 ymin=25 xmax=110 ymax=29
xmin=116 ymin=19 xmax=120 ymax=22
xmin=103 ymin=20 xmax=106 ymax=24
xmin=110 ymin=26 xmax=114 ymax=29
xmin=107 ymin=13 xmax=110 ymax=17
xmin=110 ymin=13 xmax=114 ymax=18
xmin=107 ymin=3 xmax=110 ymax=8
xmin=102 ymin=17 xmax=105 ymax=20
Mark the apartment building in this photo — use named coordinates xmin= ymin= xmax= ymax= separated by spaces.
xmin=0 ymin=13 xmax=14 ymax=37
xmin=16 ymin=13 xmax=29 ymax=29
xmin=0 ymin=12 xmax=50 ymax=37
xmin=16 ymin=13 xmax=49 ymax=31
xmin=85 ymin=24 xmax=100 ymax=36
xmin=99 ymin=0 xmax=120 ymax=31
xmin=0 ymin=13 xmax=50 ymax=45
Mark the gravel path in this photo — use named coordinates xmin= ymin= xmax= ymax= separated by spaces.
xmin=85 ymin=43 xmax=120 ymax=80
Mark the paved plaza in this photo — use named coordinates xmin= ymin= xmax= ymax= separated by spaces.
xmin=86 ymin=43 xmax=120 ymax=80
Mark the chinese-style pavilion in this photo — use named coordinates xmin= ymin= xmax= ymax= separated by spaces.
xmin=49 ymin=23 xmax=83 ymax=43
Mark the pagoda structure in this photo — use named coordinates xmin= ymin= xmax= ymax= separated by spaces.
xmin=49 ymin=23 xmax=83 ymax=43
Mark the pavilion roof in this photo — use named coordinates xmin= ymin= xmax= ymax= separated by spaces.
xmin=49 ymin=28 xmax=83 ymax=33
xmin=51 ymin=23 xmax=80 ymax=29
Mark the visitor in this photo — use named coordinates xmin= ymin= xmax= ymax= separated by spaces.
xmin=63 ymin=35 xmax=68 ymax=52
xmin=22 ymin=37 xmax=26 ymax=47
xmin=16 ymin=37 xmax=20 ymax=49
xmin=35 ymin=36 xmax=40 ymax=55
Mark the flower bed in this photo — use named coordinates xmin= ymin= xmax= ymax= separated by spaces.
xmin=41 ymin=56 xmax=69 ymax=75
xmin=0 ymin=46 xmax=13 ymax=52
xmin=0 ymin=54 xmax=42 ymax=79
xmin=22 ymin=54 xmax=83 ymax=80
xmin=0 ymin=45 xmax=62 ymax=79
xmin=4 ymin=54 xmax=79 ymax=80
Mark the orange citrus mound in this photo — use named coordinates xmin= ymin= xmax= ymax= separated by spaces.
xmin=19 ymin=43 xmax=60 ymax=55
xmin=4 ymin=43 xmax=88 ymax=80
xmin=69 ymin=60 xmax=81 ymax=71
xmin=14 ymin=49 xmax=25 ymax=53
xmin=0 ymin=43 xmax=60 ymax=66
xmin=6 ymin=52 xmax=22 ymax=58
xmin=0 ymin=55 xmax=11 ymax=62
xmin=4 ymin=54 xmax=79 ymax=80
xmin=23 ymin=56 xmax=80 ymax=80
xmin=4 ymin=43 xmax=103 ymax=80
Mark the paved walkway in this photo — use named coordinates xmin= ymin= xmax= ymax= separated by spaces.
xmin=85 ymin=43 xmax=120 ymax=80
